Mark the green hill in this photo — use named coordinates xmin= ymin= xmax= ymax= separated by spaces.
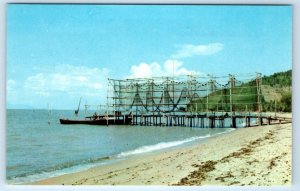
xmin=188 ymin=80 xmax=258 ymax=112
xmin=262 ymin=70 xmax=291 ymax=87
xmin=261 ymin=70 xmax=292 ymax=112
xmin=188 ymin=70 xmax=292 ymax=112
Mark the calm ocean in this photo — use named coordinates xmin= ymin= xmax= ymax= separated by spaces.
xmin=6 ymin=109 xmax=236 ymax=184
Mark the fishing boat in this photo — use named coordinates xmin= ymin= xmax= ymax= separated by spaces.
xmin=59 ymin=98 xmax=132 ymax=125
xmin=59 ymin=114 xmax=132 ymax=125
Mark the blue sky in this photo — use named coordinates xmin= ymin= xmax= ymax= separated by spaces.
xmin=6 ymin=4 xmax=292 ymax=109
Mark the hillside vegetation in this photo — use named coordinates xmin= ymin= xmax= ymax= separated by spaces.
xmin=261 ymin=70 xmax=292 ymax=112
xmin=262 ymin=70 xmax=291 ymax=87
xmin=188 ymin=81 xmax=258 ymax=112
xmin=188 ymin=70 xmax=292 ymax=112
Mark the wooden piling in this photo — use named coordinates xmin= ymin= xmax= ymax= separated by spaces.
xmin=232 ymin=116 xmax=236 ymax=128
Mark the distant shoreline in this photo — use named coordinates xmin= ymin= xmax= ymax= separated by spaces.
xmin=31 ymin=114 xmax=292 ymax=186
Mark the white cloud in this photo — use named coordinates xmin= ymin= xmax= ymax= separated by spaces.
xmin=129 ymin=62 xmax=161 ymax=78
xmin=172 ymin=43 xmax=224 ymax=59
xmin=24 ymin=65 xmax=109 ymax=97
xmin=127 ymin=59 xmax=199 ymax=78
xmin=127 ymin=43 xmax=222 ymax=79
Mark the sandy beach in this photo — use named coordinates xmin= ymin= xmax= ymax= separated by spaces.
xmin=33 ymin=118 xmax=292 ymax=186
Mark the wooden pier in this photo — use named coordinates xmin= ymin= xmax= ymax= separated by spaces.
xmin=113 ymin=112 xmax=292 ymax=128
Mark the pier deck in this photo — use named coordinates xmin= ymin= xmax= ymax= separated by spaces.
xmin=113 ymin=113 xmax=292 ymax=128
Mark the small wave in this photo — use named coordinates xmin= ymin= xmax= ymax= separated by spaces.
xmin=7 ymin=164 xmax=97 ymax=184
xmin=7 ymin=156 xmax=111 ymax=184
xmin=117 ymin=134 xmax=211 ymax=158
xmin=213 ymin=128 xmax=236 ymax=136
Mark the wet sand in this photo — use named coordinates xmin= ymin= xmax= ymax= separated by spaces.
xmin=32 ymin=119 xmax=292 ymax=186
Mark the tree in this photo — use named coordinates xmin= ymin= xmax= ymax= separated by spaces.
xmin=279 ymin=92 xmax=292 ymax=112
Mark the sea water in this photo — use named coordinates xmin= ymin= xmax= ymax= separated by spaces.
xmin=6 ymin=109 xmax=236 ymax=184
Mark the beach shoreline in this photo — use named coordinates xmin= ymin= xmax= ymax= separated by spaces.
xmin=31 ymin=116 xmax=292 ymax=186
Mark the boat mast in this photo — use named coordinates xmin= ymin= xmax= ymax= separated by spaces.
xmin=75 ymin=97 xmax=82 ymax=117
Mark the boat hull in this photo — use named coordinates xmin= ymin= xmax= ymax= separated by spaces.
xmin=59 ymin=118 xmax=132 ymax=125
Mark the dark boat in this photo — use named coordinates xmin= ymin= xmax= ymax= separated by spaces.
xmin=59 ymin=114 xmax=132 ymax=125
xmin=60 ymin=97 xmax=132 ymax=125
